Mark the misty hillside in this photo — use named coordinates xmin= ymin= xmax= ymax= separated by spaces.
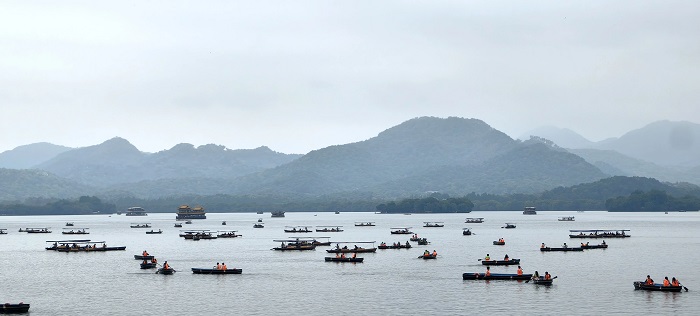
xmin=540 ymin=176 xmax=700 ymax=201
xmin=0 ymin=142 xmax=73 ymax=169
xmin=0 ymin=168 xmax=94 ymax=201
xmin=519 ymin=126 xmax=594 ymax=149
xmin=36 ymin=137 xmax=301 ymax=187
xmin=225 ymin=117 xmax=605 ymax=196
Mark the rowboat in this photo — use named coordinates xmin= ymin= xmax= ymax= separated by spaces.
xmin=462 ymin=228 xmax=472 ymax=236
xmin=462 ymin=273 xmax=532 ymax=280
xmin=192 ymin=268 xmax=242 ymax=274
xmin=390 ymin=227 xmax=413 ymax=234
xmin=481 ymin=259 xmax=520 ymax=266
xmin=284 ymin=226 xmax=312 ymax=233
xmin=354 ymin=222 xmax=375 ymax=227
xmin=134 ymin=255 xmax=154 ymax=260
xmin=423 ymin=222 xmax=444 ymax=228
xmin=633 ymin=281 xmax=683 ymax=292
xmin=0 ymin=303 xmax=30 ymax=314
xmin=325 ymin=257 xmax=364 ymax=263
xmin=130 ymin=223 xmax=151 ymax=228
xmin=378 ymin=243 xmax=411 ymax=249
xmin=540 ymin=247 xmax=583 ymax=252
xmin=418 ymin=254 xmax=437 ymax=259
xmin=145 ymin=229 xmax=162 ymax=234
xmin=465 ymin=218 xmax=484 ymax=223
xmin=532 ymin=277 xmax=554 ymax=285
xmin=569 ymin=229 xmax=631 ymax=238
xmin=62 ymin=228 xmax=89 ymax=235
xmin=580 ymin=244 xmax=608 ymax=249
xmin=493 ymin=241 xmax=505 ymax=245
xmin=217 ymin=230 xmax=242 ymax=238
xmin=417 ymin=238 xmax=430 ymax=245
xmin=140 ymin=262 xmax=157 ymax=269
xmin=157 ymin=268 xmax=175 ymax=275
xmin=327 ymin=241 xmax=377 ymax=253
xmin=272 ymin=239 xmax=317 ymax=251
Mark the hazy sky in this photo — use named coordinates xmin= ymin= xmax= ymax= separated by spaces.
xmin=2 ymin=1 xmax=698 ymax=154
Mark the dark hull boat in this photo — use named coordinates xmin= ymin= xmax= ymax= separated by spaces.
xmin=540 ymin=247 xmax=583 ymax=252
xmin=192 ymin=268 xmax=242 ymax=274
xmin=325 ymin=257 xmax=364 ymax=263
xmin=378 ymin=245 xmax=411 ymax=249
xmin=140 ymin=262 xmax=157 ymax=269
xmin=633 ymin=282 xmax=683 ymax=292
xmin=463 ymin=273 xmax=532 ymax=280
xmin=157 ymin=268 xmax=175 ymax=275
xmin=581 ymin=244 xmax=608 ymax=249
xmin=391 ymin=231 xmax=412 ymax=234
xmin=135 ymin=255 xmax=154 ymax=260
xmin=463 ymin=230 xmax=472 ymax=236
xmin=481 ymin=259 xmax=520 ymax=266
xmin=326 ymin=248 xmax=377 ymax=253
xmin=57 ymin=246 xmax=126 ymax=252
xmin=532 ymin=278 xmax=554 ymax=285
xmin=272 ymin=245 xmax=316 ymax=251
xmin=493 ymin=241 xmax=505 ymax=245
xmin=145 ymin=230 xmax=162 ymax=234
xmin=0 ymin=303 xmax=30 ymax=314
xmin=418 ymin=254 xmax=437 ymax=259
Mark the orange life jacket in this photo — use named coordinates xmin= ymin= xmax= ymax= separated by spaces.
xmin=517 ymin=269 xmax=523 ymax=276
xmin=222 ymin=264 xmax=227 ymax=271
xmin=672 ymin=280 xmax=680 ymax=286
xmin=663 ymin=279 xmax=670 ymax=286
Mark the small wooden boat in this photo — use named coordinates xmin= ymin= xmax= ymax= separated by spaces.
xmin=0 ymin=229 xmax=7 ymax=235
xmin=315 ymin=226 xmax=344 ymax=232
xmin=354 ymin=222 xmax=375 ymax=227
xmin=325 ymin=257 xmax=363 ymax=263
xmin=465 ymin=218 xmax=484 ymax=223
xmin=174 ymin=223 xmax=183 ymax=228
xmin=326 ymin=247 xmax=377 ymax=253
xmin=418 ymin=254 xmax=437 ymax=259
xmin=134 ymin=255 xmax=154 ymax=260
xmin=65 ymin=222 xmax=74 ymax=226
xmin=21 ymin=227 xmax=52 ymax=233
xmin=217 ymin=231 xmax=242 ymax=238
xmin=62 ymin=228 xmax=89 ymax=235
xmin=558 ymin=216 xmax=575 ymax=221
xmin=580 ymin=244 xmax=608 ymax=249
xmin=0 ymin=303 xmax=30 ymax=314
xmin=462 ymin=228 xmax=472 ymax=236
xmin=192 ymin=268 xmax=242 ymax=274
xmin=253 ymin=223 xmax=264 ymax=228
xmin=417 ymin=238 xmax=430 ymax=245
xmin=221 ymin=221 xmax=226 ymax=225
xmin=532 ymin=277 xmax=555 ymax=285
xmin=481 ymin=259 xmax=520 ymax=266
xmin=157 ymin=267 xmax=175 ymax=275
xmin=540 ymin=247 xmax=583 ymax=252
xmin=423 ymin=222 xmax=444 ymax=228
xmin=272 ymin=244 xmax=316 ymax=251
xmin=140 ymin=262 xmax=157 ymax=269
xmin=145 ymin=229 xmax=162 ymax=234
xmin=462 ymin=273 xmax=532 ymax=280
xmin=130 ymin=223 xmax=151 ymax=228
xmin=257 ymin=218 xmax=263 ymax=222
xmin=633 ymin=281 xmax=683 ymax=292
xmin=502 ymin=223 xmax=516 ymax=229
xmin=493 ymin=241 xmax=505 ymax=245
xmin=569 ymin=229 xmax=631 ymax=238
xmin=390 ymin=227 xmax=412 ymax=234
xmin=284 ymin=226 xmax=312 ymax=233
xmin=378 ymin=243 xmax=411 ymax=249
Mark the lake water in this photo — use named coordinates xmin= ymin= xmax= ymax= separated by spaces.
xmin=0 ymin=211 xmax=698 ymax=315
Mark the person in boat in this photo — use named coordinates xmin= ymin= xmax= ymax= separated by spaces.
xmin=544 ymin=272 xmax=551 ymax=280
xmin=281 ymin=242 xmax=286 ymax=248
xmin=143 ymin=259 xmax=148 ymax=264
xmin=405 ymin=241 xmax=410 ymax=247
xmin=562 ymin=242 xmax=568 ymax=248
xmin=340 ymin=253 xmax=346 ymax=258
xmin=335 ymin=253 xmax=340 ymax=258
xmin=499 ymin=238 xmax=504 ymax=243
xmin=151 ymin=258 xmax=157 ymax=264
xmin=484 ymin=254 xmax=490 ymax=261
xmin=485 ymin=266 xmax=491 ymax=277
xmin=432 ymin=250 xmax=437 ymax=257
xmin=663 ymin=277 xmax=670 ymax=287
xmin=352 ymin=252 xmax=357 ymax=259
xmin=163 ymin=261 xmax=170 ymax=270
xmin=532 ymin=271 xmax=540 ymax=280
xmin=580 ymin=242 xmax=585 ymax=247
xmin=645 ymin=275 xmax=654 ymax=285
xmin=540 ymin=243 xmax=545 ymax=248
xmin=602 ymin=240 xmax=606 ymax=245
xmin=672 ymin=277 xmax=680 ymax=287
xmin=343 ymin=245 xmax=348 ymax=249
xmin=424 ymin=250 xmax=430 ymax=256
xmin=504 ymin=254 xmax=509 ymax=261
xmin=222 ymin=262 xmax=227 ymax=271
xmin=517 ymin=266 xmax=523 ymax=276
xmin=216 ymin=262 xmax=221 ymax=270
xmin=354 ymin=245 xmax=358 ymax=250
xmin=380 ymin=242 xmax=386 ymax=247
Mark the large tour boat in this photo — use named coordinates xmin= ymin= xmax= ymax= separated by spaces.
xmin=523 ymin=207 xmax=537 ymax=215
xmin=176 ymin=205 xmax=207 ymax=220
xmin=125 ymin=207 xmax=148 ymax=216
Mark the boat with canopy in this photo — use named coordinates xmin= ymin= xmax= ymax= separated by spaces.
xmin=326 ymin=241 xmax=377 ymax=253
xmin=569 ymin=229 xmax=631 ymax=238
xmin=62 ymin=228 xmax=89 ymax=235
xmin=423 ymin=222 xmax=444 ymax=228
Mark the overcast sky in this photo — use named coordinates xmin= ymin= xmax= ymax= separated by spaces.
xmin=1 ymin=1 xmax=698 ymax=154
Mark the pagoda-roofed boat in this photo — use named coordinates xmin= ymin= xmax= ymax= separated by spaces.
xmin=0 ymin=229 xmax=7 ymax=235
xmin=569 ymin=229 xmax=631 ymax=238
xmin=140 ymin=262 xmax=157 ymax=269
xmin=192 ymin=267 xmax=242 ymax=274
xmin=0 ymin=303 xmax=30 ymax=313
xmin=463 ymin=228 xmax=473 ymax=236
xmin=272 ymin=238 xmax=317 ymax=251
xmin=463 ymin=273 xmax=533 ymax=280
xmin=523 ymin=206 xmax=537 ymax=215
xmin=315 ymin=226 xmax=344 ymax=232
xmin=558 ymin=216 xmax=575 ymax=221
xmin=325 ymin=256 xmax=364 ymax=263
xmin=180 ymin=230 xmax=217 ymax=240
xmin=633 ymin=281 xmax=684 ymax=292
xmin=62 ymin=228 xmax=89 ymax=235
xmin=326 ymin=241 xmax=377 ymax=253
xmin=176 ymin=205 xmax=206 ymax=220
xmin=378 ymin=241 xmax=412 ymax=249
xmin=354 ymin=222 xmax=375 ymax=227
xmin=125 ymin=206 xmax=148 ymax=216
xmin=284 ymin=226 xmax=312 ymax=233
xmin=423 ymin=222 xmax=444 ymax=228
xmin=481 ymin=259 xmax=520 ymax=266
xmin=465 ymin=218 xmax=484 ymax=223
xmin=130 ymin=223 xmax=151 ymax=228
xmin=146 ymin=229 xmax=163 ymax=234
xmin=49 ymin=240 xmax=126 ymax=252
xmin=20 ymin=227 xmax=52 ymax=233
xmin=390 ymin=227 xmax=413 ymax=234
xmin=217 ymin=230 xmax=242 ymax=238
xmin=502 ymin=223 xmax=516 ymax=229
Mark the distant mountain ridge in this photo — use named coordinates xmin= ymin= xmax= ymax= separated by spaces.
xmin=0 ymin=142 xmax=72 ymax=169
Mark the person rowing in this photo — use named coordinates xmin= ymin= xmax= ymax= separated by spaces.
xmin=484 ymin=253 xmax=490 ymax=261
xmin=672 ymin=277 xmax=680 ymax=287
xmin=517 ymin=265 xmax=523 ymax=276
xmin=432 ymin=250 xmax=437 ymax=257
xmin=663 ymin=276 xmax=670 ymax=287
xmin=163 ymin=261 xmax=171 ymax=270
xmin=485 ymin=266 xmax=491 ymax=277
xmin=503 ymin=254 xmax=509 ymax=261
xmin=532 ymin=271 xmax=540 ymax=280
xmin=540 ymin=243 xmax=546 ymax=248
xmin=645 ymin=275 xmax=654 ymax=285
xmin=222 ymin=262 xmax=227 ymax=271
xmin=544 ymin=272 xmax=552 ymax=280
xmin=216 ymin=262 xmax=221 ymax=270
xmin=142 ymin=250 xmax=149 ymax=256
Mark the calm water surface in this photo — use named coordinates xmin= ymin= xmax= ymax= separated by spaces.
xmin=1 ymin=211 xmax=698 ymax=315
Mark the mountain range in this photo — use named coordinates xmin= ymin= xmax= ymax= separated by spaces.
xmin=1 ymin=116 xmax=699 ymax=204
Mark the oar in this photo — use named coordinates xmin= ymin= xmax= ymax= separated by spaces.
xmin=681 ymin=284 xmax=689 ymax=292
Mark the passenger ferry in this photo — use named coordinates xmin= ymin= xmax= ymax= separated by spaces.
xmin=176 ymin=205 xmax=207 ymax=220
xmin=125 ymin=207 xmax=148 ymax=216
xmin=523 ymin=207 xmax=537 ymax=215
